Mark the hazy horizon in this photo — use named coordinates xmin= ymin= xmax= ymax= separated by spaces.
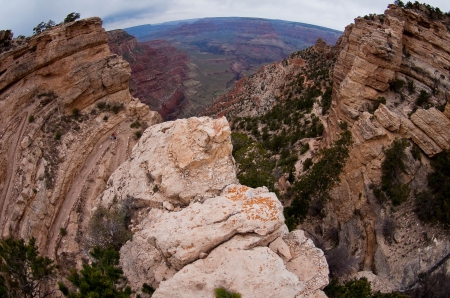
xmin=1 ymin=0 xmax=449 ymax=37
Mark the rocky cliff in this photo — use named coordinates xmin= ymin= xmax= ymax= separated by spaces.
xmin=107 ymin=30 xmax=196 ymax=120
xmin=0 ymin=17 xmax=331 ymax=297
xmin=0 ymin=18 xmax=161 ymax=259
xmin=202 ymin=3 xmax=450 ymax=293
xmin=97 ymin=116 xmax=329 ymax=297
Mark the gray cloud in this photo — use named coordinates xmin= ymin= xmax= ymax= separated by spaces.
xmin=1 ymin=1 xmax=449 ymax=37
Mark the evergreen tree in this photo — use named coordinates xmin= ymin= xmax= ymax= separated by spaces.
xmin=0 ymin=237 xmax=56 ymax=297
xmin=59 ymin=246 xmax=131 ymax=298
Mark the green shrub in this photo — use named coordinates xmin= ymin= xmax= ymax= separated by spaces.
xmin=368 ymin=97 xmax=386 ymax=114
xmin=389 ymin=79 xmax=405 ymax=92
xmin=303 ymin=158 xmax=313 ymax=171
xmin=325 ymin=278 xmax=408 ymax=298
xmin=285 ymin=131 xmax=352 ymax=222
xmin=321 ymin=87 xmax=333 ymax=115
xmin=96 ymin=101 xmax=107 ymax=110
xmin=60 ymin=227 xmax=67 ymax=236
xmin=72 ymin=108 xmax=80 ymax=117
xmin=28 ymin=115 xmax=35 ymax=123
xmin=111 ymin=103 xmax=124 ymax=114
xmin=285 ymin=216 xmax=297 ymax=231
xmin=142 ymin=283 xmax=155 ymax=295
xmin=411 ymin=143 xmax=421 ymax=160
xmin=134 ymin=130 xmax=142 ymax=139
xmin=407 ymin=80 xmax=415 ymax=94
xmin=214 ymin=287 xmax=241 ymax=298
xmin=416 ymin=90 xmax=431 ymax=108
xmin=417 ymin=149 xmax=450 ymax=225
xmin=59 ymin=246 xmax=131 ymax=298
xmin=377 ymin=139 xmax=410 ymax=206
xmin=0 ymin=237 xmax=56 ymax=297
xmin=54 ymin=131 xmax=62 ymax=140
xmin=130 ymin=121 xmax=141 ymax=129
xmin=64 ymin=12 xmax=80 ymax=23
xmin=232 ymin=133 xmax=275 ymax=191
xmin=83 ymin=203 xmax=132 ymax=251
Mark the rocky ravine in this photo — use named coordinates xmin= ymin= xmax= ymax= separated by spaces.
xmin=202 ymin=3 xmax=450 ymax=292
xmin=0 ymin=17 xmax=161 ymax=258
xmin=97 ymin=116 xmax=329 ymax=297
xmin=325 ymin=3 xmax=450 ymax=289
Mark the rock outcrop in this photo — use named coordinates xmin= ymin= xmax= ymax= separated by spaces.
xmin=96 ymin=117 xmax=329 ymax=297
xmin=0 ymin=18 xmax=161 ymax=258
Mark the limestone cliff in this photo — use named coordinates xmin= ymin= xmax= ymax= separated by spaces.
xmin=0 ymin=18 xmax=161 ymax=259
xmin=97 ymin=116 xmax=329 ymax=297
xmin=324 ymin=4 xmax=450 ymax=289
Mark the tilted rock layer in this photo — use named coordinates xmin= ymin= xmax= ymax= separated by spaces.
xmin=322 ymin=4 xmax=450 ymax=289
xmin=96 ymin=117 xmax=329 ymax=297
xmin=0 ymin=18 xmax=161 ymax=258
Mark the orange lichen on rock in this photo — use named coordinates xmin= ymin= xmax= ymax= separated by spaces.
xmin=242 ymin=196 xmax=280 ymax=222
xmin=224 ymin=185 xmax=250 ymax=201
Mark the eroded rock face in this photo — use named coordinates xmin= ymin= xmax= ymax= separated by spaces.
xmin=98 ymin=117 xmax=329 ymax=296
xmin=319 ymin=4 xmax=450 ymax=289
xmin=99 ymin=116 xmax=237 ymax=206
xmin=0 ymin=18 xmax=161 ymax=258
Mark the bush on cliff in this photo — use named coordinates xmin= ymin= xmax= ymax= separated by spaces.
xmin=58 ymin=246 xmax=131 ymax=298
xmin=325 ymin=277 xmax=408 ymax=298
xmin=0 ymin=237 xmax=56 ymax=298
xmin=285 ymin=130 xmax=352 ymax=222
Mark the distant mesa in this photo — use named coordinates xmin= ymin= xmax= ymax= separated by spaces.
xmin=107 ymin=17 xmax=341 ymax=120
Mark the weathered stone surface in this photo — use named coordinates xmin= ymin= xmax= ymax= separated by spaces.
xmin=357 ymin=112 xmax=386 ymax=140
xmin=110 ymin=116 xmax=329 ymax=296
xmin=374 ymin=104 xmax=401 ymax=132
xmin=284 ymin=230 xmax=329 ymax=293
xmin=99 ymin=116 xmax=237 ymax=206
xmin=153 ymin=242 xmax=305 ymax=298
xmin=410 ymin=108 xmax=450 ymax=150
xmin=0 ymin=17 xmax=162 ymax=257
xmin=139 ymin=184 xmax=284 ymax=270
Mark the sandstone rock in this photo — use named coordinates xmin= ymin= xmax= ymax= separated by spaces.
xmin=374 ymin=104 xmax=401 ymax=132
xmin=270 ymin=236 xmax=292 ymax=261
xmin=153 ymin=242 xmax=305 ymax=298
xmin=357 ymin=112 xmax=386 ymax=140
xmin=99 ymin=116 xmax=237 ymax=206
xmin=162 ymin=201 xmax=174 ymax=211
xmin=0 ymin=17 xmax=161 ymax=257
xmin=410 ymin=108 xmax=450 ymax=150
xmin=153 ymin=232 xmax=328 ymax=298
xmin=284 ymin=230 xmax=329 ymax=293
xmin=130 ymin=184 xmax=284 ymax=270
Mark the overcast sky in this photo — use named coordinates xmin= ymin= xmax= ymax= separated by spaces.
xmin=2 ymin=0 xmax=450 ymax=37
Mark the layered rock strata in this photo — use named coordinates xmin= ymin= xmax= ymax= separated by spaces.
xmin=321 ymin=4 xmax=450 ymax=289
xmin=97 ymin=117 xmax=329 ymax=297
xmin=0 ymin=18 xmax=161 ymax=258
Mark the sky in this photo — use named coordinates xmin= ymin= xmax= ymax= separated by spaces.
xmin=1 ymin=0 xmax=450 ymax=37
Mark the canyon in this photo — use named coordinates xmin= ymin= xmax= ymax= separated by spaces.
xmin=108 ymin=17 xmax=341 ymax=120
xmin=1 ymin=2 xmax=450 ymax=297
xmin=202 ymin=3 xmax=450 ymax=293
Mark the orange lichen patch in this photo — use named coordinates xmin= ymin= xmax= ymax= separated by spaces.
xmin=224 ymin=185 xmax=249 ymax=201
xmin=242 ymin=196 xmax=279 ymax=222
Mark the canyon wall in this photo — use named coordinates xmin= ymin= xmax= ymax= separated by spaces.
xmin=107 ymin=30 xmax=196 ymax=120
xmin=202 ymin=4 xmax=450 ymax=291
xmin=319 ymin=4 xmax=450 ymax=289
xmin=0 ymin=18 xmax=161 ymax=259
